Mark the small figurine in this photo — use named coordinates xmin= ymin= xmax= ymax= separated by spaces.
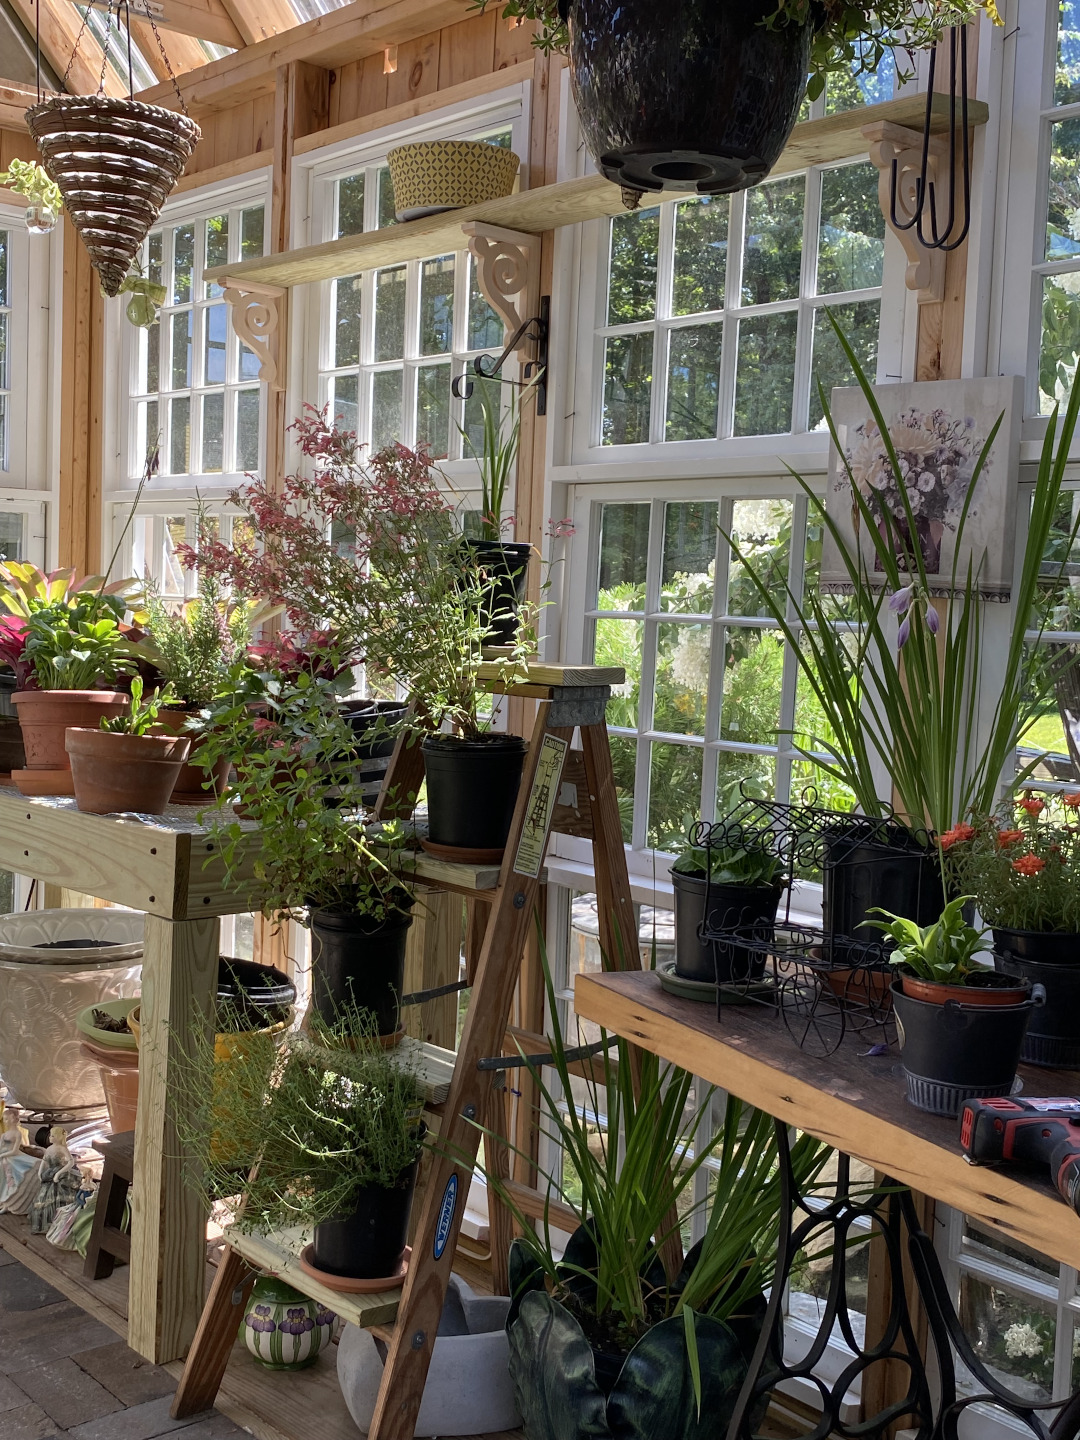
xmin=25 ymin=1128 xmax=83 ymax=1235
xmin=0 ymin=1105 xmax=35 ymax=1211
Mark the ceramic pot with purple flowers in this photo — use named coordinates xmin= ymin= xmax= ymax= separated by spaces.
xmin=241 ymin=1275 xmax=336 ymax=1370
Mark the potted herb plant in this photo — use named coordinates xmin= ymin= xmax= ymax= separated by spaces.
xmin=0 ymin=563 xmax=145 ymax=795
xmin=944 ymin=797 xmax=1080 ymax=1067
xmin=180 ymin=1015 xmax=426 ymax=1284
xmin=460 ymin=378 xmax=534 ymax=645
xmin=470 ymin=946 xmax=828 ymax=1438
xmin=200 ymin=648 xmax=415 ymax=1038
xmin=66 ymin=678 xmax=191 ymax=815
xmin=479 ymin=2 xmax=999 ymax=196
xmin=868 ymin=898 xmax=1042 ymax=1116
xmin=669 ymin=830 xmax=784 ymax=986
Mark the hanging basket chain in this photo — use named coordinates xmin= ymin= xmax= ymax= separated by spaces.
xmin=97 ymin=0 xmax=117 ymax=97
xmin=142 ymin=2 xmax=190 ymax=114
xmin=61 ymin=0 xmax=95 ymax=90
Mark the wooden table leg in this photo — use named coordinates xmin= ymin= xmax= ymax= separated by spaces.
xmin=129 ymin=913 xmax=219 ymax=1365
xmin=171 ymin=1245 xmax=255 ymax=1419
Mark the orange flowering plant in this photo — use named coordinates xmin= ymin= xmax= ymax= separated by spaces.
xmin=944 ymin=796 xmax=1080 ymax=935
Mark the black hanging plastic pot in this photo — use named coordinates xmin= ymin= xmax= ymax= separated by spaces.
xmin=996 ymin=949 xmax=1080 ymax=1068
xmin=309 ymin=904 xmax=414 ymax=1036
xmin=422 ymin=734 xmax=527 ymax=855
xmin=671 ymin=870 xmax=781 ymax=984
xmin=464 ymin=540 xmax=531 ymax=646
xmin=993 ymin=927 xmax=1080 ymax=967
xmin=891 ymin=979 xmax=1041 ymax=1118
xmin=560 ymin=0 xmax=815 ymax=195
xmin=311 ymin=1155 xmax=421 ymax=1280
xmin=822 ymin=823 xmax=945 ymax=963
xmin=216 ymin=957 xmax=296 ymax=1030
xmin=335 ymin=698 xmax=409 ymax=806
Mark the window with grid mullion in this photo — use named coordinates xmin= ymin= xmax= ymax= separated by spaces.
xmin=0 ymin=229 xmax=10 ymax=471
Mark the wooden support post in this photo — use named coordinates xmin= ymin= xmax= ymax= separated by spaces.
xmin=860 ymin=1185 xmax=935 ymax=1435
xmin=129 ymin=913 xmax=219 ymax=1364
xmin=403 ymin=887 xmax=460 ymax=1050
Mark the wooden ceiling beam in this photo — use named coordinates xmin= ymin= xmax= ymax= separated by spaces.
xmin=130 ymin=15 xmax=225 ymax=77
xmin=126 ymin=0 xmax=244 ymax=50
xmin=7 ymin=0 xmax=126 ymax=96
xmin=137 ymin=0 xmax=470 ymax=112
xmin=0 ymin=79 xmax=39 ymax=127
xmin=217 ymin=0 xmax=294 ymax=47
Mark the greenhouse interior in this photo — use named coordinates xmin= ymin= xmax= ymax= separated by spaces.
xmin=1 ymin=1 xmax=1080 ymax=1438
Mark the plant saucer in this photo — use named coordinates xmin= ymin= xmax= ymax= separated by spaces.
xmin=419 ymin=838 xmax=505 ymax=866
xmin=298 ymin=1244 xmax=410 ymax=1294
xmin=658 ymin=961 xmax=716 ymax=1004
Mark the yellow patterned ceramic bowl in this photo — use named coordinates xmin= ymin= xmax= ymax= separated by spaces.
xmin=387 ymin=140 xmax=520 ymax=222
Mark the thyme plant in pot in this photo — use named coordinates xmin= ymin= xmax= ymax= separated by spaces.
xmin=66 ymin=678 xmax=191 ymax=816
xmin=868 ymin=898 xmax=1042 ymax=1116
xmin=180 ymin=1014 xmax=426 ymax=1284
xmin=199 ymin=649 xmax=415 ymax=1038
xmin=945 ymin=797 xmax=1080 ymax=1066
xmin=669 ymin=830 xmax=784 ymax=987
xmin=728 ymin=320 xmax=1080 ymax=943
xmin=472 ymin=948 xmax=829 ymax=1438
xmin=478 ymin=1 xmax=1000 ymax=196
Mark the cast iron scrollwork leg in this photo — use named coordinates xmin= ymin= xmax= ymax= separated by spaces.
xmin=726 ymin=1120 xmax=1080 ymax=1439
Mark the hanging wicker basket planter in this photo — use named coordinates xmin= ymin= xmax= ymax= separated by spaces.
xmin=25 ymin=94 xmax=201 ymax=298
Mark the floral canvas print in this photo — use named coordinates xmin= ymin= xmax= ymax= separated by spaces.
xmin=820 ymin=376 xmax=1024 ymax=598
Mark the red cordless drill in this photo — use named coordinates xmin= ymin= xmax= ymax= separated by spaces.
xmin=959 ymin=1097 xmax=1080 ymax=1212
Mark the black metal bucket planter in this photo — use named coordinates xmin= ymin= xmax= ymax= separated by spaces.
xmin=561 ymin=0 xmax=815 ymax=195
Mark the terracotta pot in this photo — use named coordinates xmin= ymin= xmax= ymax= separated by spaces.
xmin=155 ymin=708 xmax=231 ymax=805
xmin=65 ymin=727 xmax=191 ymax=815
xmin=12 ymin=689 xmax=128 ymax=770
xmin=899 ymin=972 xmax=1030 ymax=1007
xmin=80 ymin=1039 xmax=139 ymax=1133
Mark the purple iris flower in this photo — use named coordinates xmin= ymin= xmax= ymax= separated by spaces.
xmin=245 ymin=1305 xmax=276 ymax=1334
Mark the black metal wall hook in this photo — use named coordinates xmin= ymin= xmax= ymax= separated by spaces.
xmin=890 ymin=24 xmax=972 ymax=253
xmin=451 ymin=296 xmax=550 ymax=415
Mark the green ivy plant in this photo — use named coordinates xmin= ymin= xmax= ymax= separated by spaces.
xmin=0 ymin=159 xmax=62 ymax=216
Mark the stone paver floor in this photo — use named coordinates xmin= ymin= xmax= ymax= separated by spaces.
xmin=0 ymin=1249 xmax=249 ymax=1440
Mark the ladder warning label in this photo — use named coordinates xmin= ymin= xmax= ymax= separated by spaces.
xmin=513 ymin=734 xmax=568 ymax=879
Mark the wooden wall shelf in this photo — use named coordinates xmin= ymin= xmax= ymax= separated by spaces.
xmin=203 ymin=92 xmax=989 ymax=292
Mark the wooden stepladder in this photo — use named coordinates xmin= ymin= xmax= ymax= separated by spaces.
xmin=172 ymin=664 xmax=637 ymax=1437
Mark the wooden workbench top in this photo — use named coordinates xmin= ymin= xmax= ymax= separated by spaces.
xmin=575 ymin=968 xmax=1080 ymax=1272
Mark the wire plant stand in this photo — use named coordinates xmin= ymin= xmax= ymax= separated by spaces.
xmin=693 ymin=791 xmax=941 ymax=1058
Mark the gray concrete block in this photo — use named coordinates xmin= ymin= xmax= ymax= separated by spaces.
xmin=65 ymin=1394 xmax=212 ymax=1440
xmin=0 ymin=1306 xmax=115 ymax=1375
xmin=0 ymin=1371 xmax=29 ymax=1414
xmin=0 ymin=1267 xmax=64 ymax=1313
xmin=71 ymin=1341 xmax=176 ymax=1408
xmin=0 ymin=1401 xmax=58 ymax=1439
xmin=166 ymin=1417 xmax=251 ymax=1439
xmin=17 ymin=1356 xmax=125 ymax=1429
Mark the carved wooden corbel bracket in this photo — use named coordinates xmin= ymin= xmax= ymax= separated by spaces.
xmin=863 ymin=120 xmax=950 ymax=305
xmin=221 ymin=279 xmax=285 ymax=389
xmin=461 ymin=221 xmax=540 ymax=358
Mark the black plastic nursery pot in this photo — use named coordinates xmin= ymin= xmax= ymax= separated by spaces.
xmin=561 ymin=0 xmax=815 ymax=195
xmin=671 ymin=870 xmax=782 ymax=984
xmin=217 ymin=957 xmax=296 ymax=1030
xmin=421 ymin=733 xmax=527 ymax=855
xmin=309 ymin=904 xmax=415 ymax=1036
xmin=310 ymin=1156 xmax=421 ymax=1280
xmin=993 ymin=927 xmax=1080 ymax=967
xmin=996 ymin=949 xmax=1080 ymax=1068
xmin=822 ymin=823 xmax=945 ymax=963
xmin=891 ymin=979 xmax=1040 ymax=1118
xmin=336 ymin=698 xmax=409 ymax=805
xmin=464 ymin=540 xmax=531 ymax=646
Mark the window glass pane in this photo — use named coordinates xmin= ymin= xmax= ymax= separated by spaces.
xmin=169 ymin=395 xmax=190 ymax=474
xmin=742 ymin=177 xmax=804 ymax=305
xmin=372 ymin=368 xmax=403 ymax=450
xmin=468 ymin=257 xmax=503 ymax=350
xmin=0 ymin=313 xmax=7 ymax=394
xmin=378 ymin=166 xmax=397 ymax=229
xmin=727 ymin=499 xmax=793 ymax=618
xmin=597 ymin=502 xmax=650 ymax=603
xmin=655 ymin=623 xmax=710 ymax=735
xmin=334 ymin=274 xmax=362 ymax=367
xmin=417 ymin=363 xmax=451 ymax=459
xmin=145 ymin=322 xmax=160 ymax=394
xmin=603 ymin=332 xmax=653 ymax=445
xmin=673 ymin=197 xmax=728 ymax=315
xmin=648 ymin=743 xmax=702 ymax=849
xmin=608 ymin=208 xmax=660 ymax=325
xmin=204 ymin=304 xmax=228 ymax=385
xmin=962 ymin=1219 xmax=1059 ymax=1280
xmin=0 ymin=513 xmax=21 ymax=563
xmin=374 ymin=266 xmax=407 ymax=362
xmin=734 ymin=312 xmax=798 ymax=434
xmin=1047 ymin=118 xmax=1080 ymax=261
xmin=661 ymin=501 xmax=717 ymax=614
xmin=809 ymin=300 xmax=880 ymax=429
xmin=0 ymin=232 xmax=8 ymax=306
xmin=1058 ymin=0 xmax=1080 ymax=107
xmin=721 ymin=628 xmax=783 ymax=751
xmin=420 ymin=255 xmax=455 ymax=355
xmin=1040 ymin=272 xmax=1080 ymax=415
xmin=337 ymin=174 xmax=366 ymax=238
xmin=205 ymin=214 xmax=227 ymax=298
xmin=666 ymin=323 xmax=723 ymax=441
xmin=959 ymin=1274 xmax=1056 ymax=1403
xmin=818 ymin=163 xmax=884 ymax=294
xmin=462 ymin=371 xmax=499 ymax=453
xmin=142 ymin=399 xmax=159 ymax=467
xmin=608 ymin=735 xmax=636 ymax=842
xmin=241 ymin=206 xmax=264 ymax=258
xmin=201 ymin=393 xmax=224 ymax=473
xmin=172 ymin=222 xmax=195 ymax=305
xmin=236 ymin=388 xmax=260 ymax=472
xmin=239 ymin=340 xmax=260 ymax=382
xmin=171 ymin=310 xmax=192 ymax=389
xmin=825 ymin=51 xmax=895 ymax=112
xmin=331 ymin=373 xmax=359 ymax=432
xmin=0 ymin=395 xmax=6 ymax=472
xmin=594 ymin=619 xmax=643 ymax=726
xmin=718 ymin=751 xmax=776 ymax=813
xmin=148 ymin=232 xmax=162 ymax=288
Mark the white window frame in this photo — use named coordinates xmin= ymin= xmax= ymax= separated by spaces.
xmin=112 ymin=171 xmax=272 ymax=499
xmin=0 ymin=205 xmax=52 ymax=495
